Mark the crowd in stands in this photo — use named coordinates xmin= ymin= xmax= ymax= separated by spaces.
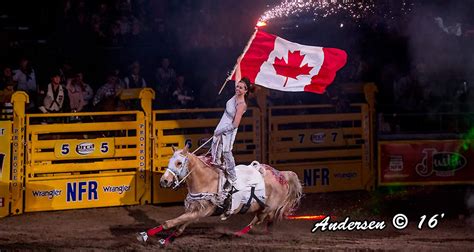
xmin=0 ymin=56 xmax=199 ymax=114
xmin=0 ymin=0 xmax=473 ymax=124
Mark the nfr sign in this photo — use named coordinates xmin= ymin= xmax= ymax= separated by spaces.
xmin=304 ymin=168 xmax=330 ymax=186
xmin=66 ymin=181 xmax=98 ymax=202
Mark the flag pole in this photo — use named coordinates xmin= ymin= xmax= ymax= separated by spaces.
xmin=218 ymin=28 xmax=259 ymax=95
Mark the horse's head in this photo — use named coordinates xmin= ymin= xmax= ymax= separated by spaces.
xmin=160 ymin=145 xmax=190 ymax=189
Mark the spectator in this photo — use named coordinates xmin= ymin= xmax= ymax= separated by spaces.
xmin=112 ymin=67 xmax=126 ymax=88
xmin=198 ymin=69 xmax=226 ymax=108
xmin=13 ymin=58 xmax=37 ymax=111
xmin=0 ymin=66 xmax=17 ymax=105
xmin=93 ymin=73 xmax=124 ymax=110
xmin=58 ymin=61 xmax=73 ymax=85
xmin=108 ymin=21 xmax=124 ymax=46
xmin=128 ymin=18 xmax=146 ymax=46
xmin=123 ymin=61 xmax=146 ymax=89
xmin=66 ymin=71 xmax=94 ymax=112
xmin=171 ymin=75 xmax=194 ymax=108
xmin=393 ymin=63 xmax=427 ymax=113
xmin=118 ymin=15 xmax=131 ymax=35
xmin=38 ymin=72 xmax=70 ymax=113
xmin=92 ymin=20 xmax=107 ymax=45
xmin=0 ymin=66 xmax=16 ymax=89
xmin=155 ymin=58 xmax=176 ymax=91
xmin=0 ymin=84 xmax=15 ymax=105
xmin=393 ymin=74 xmax=421 ymax=113
xmin=13 ymin=58 xmax=36 ymax=93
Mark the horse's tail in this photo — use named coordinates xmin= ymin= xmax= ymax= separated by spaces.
xmin=275 ymin=171 xmax=303 ymax=221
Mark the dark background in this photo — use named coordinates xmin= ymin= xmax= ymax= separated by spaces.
xmin=1 ymin=0 xmax=473 ymax=111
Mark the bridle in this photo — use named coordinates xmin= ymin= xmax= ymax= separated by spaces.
xmin=165 ymin=138 xmax=213 ymax=190
xmin=165 ymin=152 xmax=190 ymax=190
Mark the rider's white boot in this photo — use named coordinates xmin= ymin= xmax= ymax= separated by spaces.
xmin=220 ymin=180 xmax=235 ymax=221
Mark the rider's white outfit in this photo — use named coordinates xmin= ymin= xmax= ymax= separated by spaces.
xmin=211 ymin=95 xmax=245 ymax=182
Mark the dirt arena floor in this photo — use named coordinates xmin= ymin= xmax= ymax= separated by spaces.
xmin=1 ymin=187 xmax=473 ymax=251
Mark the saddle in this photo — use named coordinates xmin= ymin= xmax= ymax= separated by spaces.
xmin=198 ymin=156 xmax=267 ymax=216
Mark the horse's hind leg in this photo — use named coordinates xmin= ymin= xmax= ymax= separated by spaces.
xmin=265 ymin=212 xmax=275 ymax=233
xmin=234 ymin=215 xmax=258 ymax=236
xmin=235 ymin=212 xmax=268 ymax=237
xmin=265 ymin=219 xmax=274 ymax=234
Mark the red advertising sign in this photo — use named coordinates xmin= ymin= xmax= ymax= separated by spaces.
xmin=379 ymin=140 xmax=474 ymax=185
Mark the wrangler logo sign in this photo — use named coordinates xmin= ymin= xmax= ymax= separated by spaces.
xmin=103 ymin=185 xmax=131 ymax=194
xmin=32 ymin=189 xmax=62 ymax=199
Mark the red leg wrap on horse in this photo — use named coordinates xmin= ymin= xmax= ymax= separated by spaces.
xmin=235 ymin=225 xmax=252 ymax=236
xmin=147 ymin=225 xmax=163 ymax=236
xmin=164 ymin=231 xmax=177 ymax=244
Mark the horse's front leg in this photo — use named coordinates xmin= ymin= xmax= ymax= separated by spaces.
xmin=137 ymin=212 xmax=200 ymax=243
xmin=156 ymin=222 xmax=191 ymax=247
xmin=138 ymin=205 xmax=214 ymax=243
xmin=162 ymin=211 xmax=201 ymax=230
xmin=145 ymin=211 xmax=199 ymax=237
xmin=157 ymin=206 xmax=215 ymax=246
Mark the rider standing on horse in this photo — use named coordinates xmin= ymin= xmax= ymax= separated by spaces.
xmin=211 ymin=77 xmax=254 ymax=195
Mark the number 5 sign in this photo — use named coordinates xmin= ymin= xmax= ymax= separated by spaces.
xmin=54 ymin=138 xmax=115 ymax=159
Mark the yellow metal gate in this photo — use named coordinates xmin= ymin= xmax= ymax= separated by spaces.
xmin=268 ymin=104 xmax=374 ymax=192
xmin=2 ymin=89 xmax=155 ymax=215
xmin=23 ymin=111 xmax=149 ymax=212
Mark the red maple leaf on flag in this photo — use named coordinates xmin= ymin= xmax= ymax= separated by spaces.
xmin=273 ymin=50 xmax=313 ymax=87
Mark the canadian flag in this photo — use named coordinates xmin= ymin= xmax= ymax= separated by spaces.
xmin=232 ymin=30 xmax=347 ymax=94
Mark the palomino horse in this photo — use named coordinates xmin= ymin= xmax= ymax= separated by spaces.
xmin=137 ymin=146 xmax=302 ymax=246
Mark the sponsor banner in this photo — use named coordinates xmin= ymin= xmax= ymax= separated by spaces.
xmin=379 ymin=140 xmax=474 ymax=185
xmin=54 ymin=138 xmax=115 ymax=159
xmin=275 ymin=161 xmax=363 ymax=193
xmin=25 ymin=175 xmax=136 ymax=212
